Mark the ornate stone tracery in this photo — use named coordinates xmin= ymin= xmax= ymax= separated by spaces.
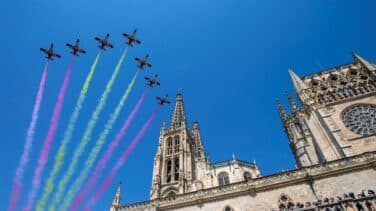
xmin=342 ymin=104 xmax=376 ymax=136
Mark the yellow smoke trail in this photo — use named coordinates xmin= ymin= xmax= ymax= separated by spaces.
xmin=35 ymin=53 xmax=101 ymax=211
xmin=60 ymin=71 xmax=139 ymax=211
xmin=49 ymin=47 xmax=129 ymax=210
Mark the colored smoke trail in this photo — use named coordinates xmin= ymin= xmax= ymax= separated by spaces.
xmin=70 ymin=90 xmax=147 ymax=210
xmin=63 ymin=72 xmax=141 ymax=211
xmin=86 ymin=108 xmax=159 ymax=209
xmin=49 ymin=47 xmax=129 ymax=210
xmin=23 ymin=60 xmax=74 ymax=211
xmin=35 ymin=53 xmax=101 ymax=211
xmin=8 ymin=63 xmax=49 ymax=211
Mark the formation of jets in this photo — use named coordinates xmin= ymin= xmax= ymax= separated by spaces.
xmin=39 ymin=29 xmax=171 ymax=106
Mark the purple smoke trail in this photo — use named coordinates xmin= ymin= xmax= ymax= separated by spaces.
xmin=8 ymin=63 xmax=49 ymax=211
xmin=71 ymin=91 xmax=148 ymax=210
xmin=23 ymin=61 xmax=74 ymax=211
xmin=86 ymin=108 xmax=159 ymax=210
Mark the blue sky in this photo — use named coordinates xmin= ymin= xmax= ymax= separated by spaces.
xmin=1 ymin=0 xmax=375 ymax=210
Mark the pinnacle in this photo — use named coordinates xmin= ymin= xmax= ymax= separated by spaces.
xmin=352 ymin=52 xmax=376 ymax=71
xmin=288 ymin=68 xmax=309 ymax=94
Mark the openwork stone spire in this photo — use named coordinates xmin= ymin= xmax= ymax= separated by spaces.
xmin=192 ymin=121 xmax=204 ymax=158
xmin=111 ymin=182 xmax=122 ymax=210
xmin=285 ymin=91 xmax=298 ymax=111
xmin=170 ymin=93 xmax=187 ymax=129
xmin=288 ymin=68 xmax=309 ymax=94
xmin=276 ymin=100 xmax=287 ymax=122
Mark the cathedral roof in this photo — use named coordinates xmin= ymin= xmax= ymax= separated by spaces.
xmin=211 ymin=158 xmax=257 ymax=168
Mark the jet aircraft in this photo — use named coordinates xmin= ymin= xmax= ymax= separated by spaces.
xmin=122 ymin=29 xmax=141 ymax=47
xmin=40 ymin=43 xmax=61 ymax=60
xmin=66 ymin=39 xmax=86 ymax=56
xmin=135 ymin=54 xmax=152 ymax=70
xmin=157 ymin=95 xmax=171 ymax=105
xmin=95 ymin=33 xmax=114 ymax=50
xmin=145 ymin=74 xmax=160 ymax=87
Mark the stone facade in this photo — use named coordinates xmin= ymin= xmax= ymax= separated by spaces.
xmin=110 ymin=53 xmax=376 ymax=211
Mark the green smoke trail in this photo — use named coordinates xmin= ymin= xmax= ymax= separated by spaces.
xmin=35 ymin=53 xmax=101 ymax=211
xmin=60 ymin=71 xmax=139 ymax=211
xmin=49 ymin=47 xmax=129 ymax=211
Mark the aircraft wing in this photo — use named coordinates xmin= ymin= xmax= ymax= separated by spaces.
xmin=66 ymin=43 xmax=73 ymax=48
xmin=40 ymin=48 xmax=47 ymax=53
xmin=54 ymin=53 xmax=61 ymax=58
xmin=95 ymin=37 xmax=101 ymax=41
xmin=79 ymin=49 xmax=86 ymax=53
xmin=108 ymin=43 xmax=114 ymax=48
xmin=135 ymin=57 xmax=141 ymax=62
xmin=122 ymin=33 xmax=130 ymax=38
xmin=135 ymin=39 xmax=141 ymax=44
xmin=145 ymin=77 xmax=150 ymax=80
xmin=147 ymin=64 xmax=152 ymax=68
xmin=156 ymin=81 xmax=161 ymax=85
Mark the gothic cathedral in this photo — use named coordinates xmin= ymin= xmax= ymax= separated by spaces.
xmin=110 ymin=53 xmax=376 ymax=211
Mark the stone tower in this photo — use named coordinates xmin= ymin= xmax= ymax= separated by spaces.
xmin=150 ymin=93 xmax=197 ymax=199
xmin=278 ymin=53 xmax=376 ymax=167
xmin=150 ymin=93 xmax=261 ymax=200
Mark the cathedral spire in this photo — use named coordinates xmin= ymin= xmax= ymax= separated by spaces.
xmin=288 ymin=68 xmax=309 ymax=94
xmin=170 ymin=93 xmax=187 ymax=129
xmin=193 ymin=121 xmax=204 ymax=158
xmin=352 ymin=52 xmax=376 ymax=71
xmin=111 ymin=182 xmax=122 ymax=210
xmin=285 ymin=91 xmax=298 ymax=111
xmin=276 ymin=100 xmax=287 ymax=122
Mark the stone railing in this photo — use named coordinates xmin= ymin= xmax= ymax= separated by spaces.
xmin=273 ymin=190 xmax=376 ymax=211
xmin=119 ymin=151 xmax=376 ymax=210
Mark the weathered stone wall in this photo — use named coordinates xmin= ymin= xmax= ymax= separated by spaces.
xmin=166 ymin=168 xmax=376 ymax=211
xmin=118 ymin=152 xmax=376 ymax=211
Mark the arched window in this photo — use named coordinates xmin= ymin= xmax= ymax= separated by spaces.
xmin=243 ymin=172 xmax=252 ymax=181
xmin=218 ymin=172 xmax=230 ymax=186
xmin=174 ymin=158 xmax=180 ymax=181
xmin=224 ymin=206 xmax=234 ymax=211
xmin=167 ymin=137 xmax=172 ymax=155
xmin=166 ymin=159 xmax=172 ymax=183
xmin=174 ymin=136 xmax=180 ymax=153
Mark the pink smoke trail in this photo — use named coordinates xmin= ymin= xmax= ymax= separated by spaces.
xmin=8 ymin=63 xmax=49 ymax=211
xmin=23 ymin=60 xmax=74 ymax=211
xmin=85 ymin=108 xmax=159 ymax=210
xmin=71 ymin=91 xmax=148 ymax=210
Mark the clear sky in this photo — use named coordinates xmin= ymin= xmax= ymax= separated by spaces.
xmin=1 ymin=0 xmax=375 ymax=210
